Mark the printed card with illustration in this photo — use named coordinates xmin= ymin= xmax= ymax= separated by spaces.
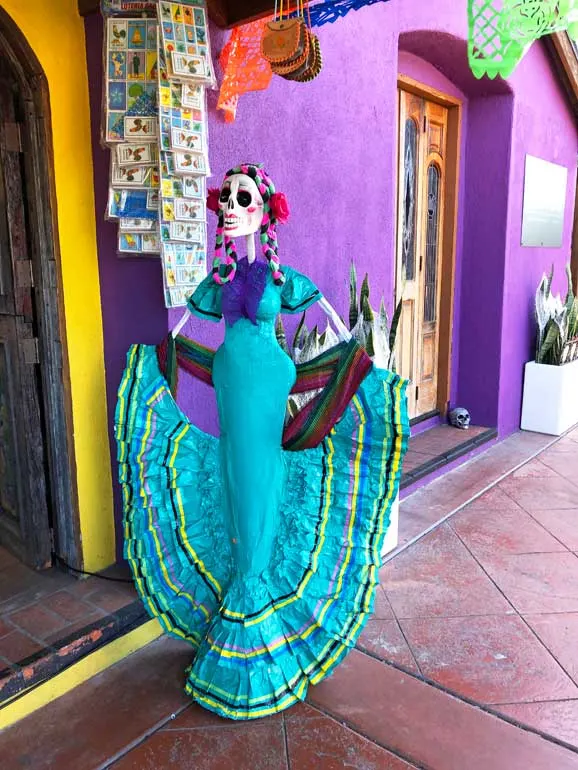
xmin=158 ymin=1 xmax=215 ymax=87
xmin=105 ymin=18 xmax=159 ymax=144
xmin=160 ymin=220 xmax=205 ymax=243
xmin=181 ymin=83 xmax=204 ymax=109
xmin=161 ymin=171 xmax=205 ymax=201
xmin=161 ymin=239 xmax=206 ymax=307
xmin=173 ymin=150 xmax=207 ymax=176
xmin=116 ymin=142 xmax=158 ymax=167
xmin=119 ymin=217 xmax=156 ymax=231
xmin=107 ymin=188 xmax=158 ymax=220
xmin=162 ymin=243 xmax=206 ymax=266
xmin=118 ymin=231 xmax=160 ymax=253
xmin=111 ymin=159 xmax=160 ymax=189
xmin=173 ymin=197 xmax=205 ymax=221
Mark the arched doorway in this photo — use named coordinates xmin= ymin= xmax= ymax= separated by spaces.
xmin=0 ymin=9 xmax=78 ymax=570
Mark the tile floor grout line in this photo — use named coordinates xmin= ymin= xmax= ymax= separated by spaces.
xmin=344 ymin=649 xmax=578 ymax=757
xmin=509 ymin=507 xmax=576 ymax=553
xmin=448 ymin=525 xmax=578 ymax=693
xmin=384 ymin=433 xmax=563 ymax=565
xmin=96 ymin=703 xmax=192 ymax=770
xmin=302 ymin=701 xmax=425 ymax=770
xmin=493 ymin=697 xmax=578 ymax=706
xmin=392 ymin=614 xmax=424 ymax=678
xmin=281 ymin=713 xmax=292 ymax=770
xmin=305 ymin=699 xmax=427 ymax=770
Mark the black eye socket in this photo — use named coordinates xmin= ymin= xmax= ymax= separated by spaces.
xmin=237 ymin=190 xmax=252 ymax=207
xmin=219 ymin=187 xmax=230 ymax=203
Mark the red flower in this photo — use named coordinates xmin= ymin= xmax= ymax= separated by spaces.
xmin=270 ymin=192 xmax=290 ymax=224
xmin=207 ymin=187 xmax=221 ymax=214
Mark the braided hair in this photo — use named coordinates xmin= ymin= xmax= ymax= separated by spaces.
xmin=212 ymin=163 xmax=285 ymax=286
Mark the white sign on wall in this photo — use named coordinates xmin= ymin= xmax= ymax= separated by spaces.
xmin=521 ymin=155 xmax=568 ymax=248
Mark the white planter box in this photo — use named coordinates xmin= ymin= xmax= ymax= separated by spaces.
xmin=521 ymin=359 xmax=578 ymax=436
xmin=381 ymin=494 xmax=399 ymax=559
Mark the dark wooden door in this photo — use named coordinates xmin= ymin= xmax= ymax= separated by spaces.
xmin=0 ymin=60 xmax=52 ymax=569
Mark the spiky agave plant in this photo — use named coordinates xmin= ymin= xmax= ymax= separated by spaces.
xmin=535 ymin=263 xmax=578 ymax=365
xmin=275 ymin=262 xmax=405 ymax=415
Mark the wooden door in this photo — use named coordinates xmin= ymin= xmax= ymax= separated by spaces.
xmin=0 ymin=60 xmax=52 ymax=568
xmin=396 ymin=89 xmax=448 ymax=419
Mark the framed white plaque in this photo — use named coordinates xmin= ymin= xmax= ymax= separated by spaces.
xmin=521 ymin=155 xmax=568 ymax=248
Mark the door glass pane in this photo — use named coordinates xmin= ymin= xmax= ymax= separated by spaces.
xmin=424 ymin=164 xmax=440 ymax=323
xmin=402 ymin=119 xmax=417 ymax=282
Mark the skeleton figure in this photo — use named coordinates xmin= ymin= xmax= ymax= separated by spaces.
xmin=449 ymin=407 xmax=471 ymax=430
xmin=172 ymin=167 xmax=350 ymax=339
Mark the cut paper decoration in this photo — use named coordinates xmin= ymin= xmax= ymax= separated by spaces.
xmin=468 ymin=0 xmax=578 ymax=79
xmin=217 ymin=18 xmax=274 ymax=122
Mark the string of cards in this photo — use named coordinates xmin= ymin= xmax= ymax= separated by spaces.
xmin=102 ymin=0 xmax=215 ymax=308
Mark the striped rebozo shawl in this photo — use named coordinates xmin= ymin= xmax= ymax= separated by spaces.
xmin=156 ymin=334 xmax=373 ymax=452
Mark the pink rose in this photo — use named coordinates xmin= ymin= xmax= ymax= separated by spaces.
xmin=207 ymin=187 xmax=221 ymax=214
xmin=270 ymin=192 xmax=290 ymax=224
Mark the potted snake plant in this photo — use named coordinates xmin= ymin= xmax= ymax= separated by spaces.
xmin=521 ymin=263 xmax=578 ymax=435
xmin=276 ymin=263 xmax=403 ymax=559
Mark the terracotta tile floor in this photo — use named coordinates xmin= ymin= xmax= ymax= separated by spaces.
xmin=0 ymin=558 xmax=137 ymax=682
xmin=2 ymin=428 xmax=578 ymax=768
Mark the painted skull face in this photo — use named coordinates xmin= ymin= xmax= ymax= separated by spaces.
xmin=449 ymin=407 xmax=471 ymax=430
xmin=218 ymin=173 xmax=264 ymax=238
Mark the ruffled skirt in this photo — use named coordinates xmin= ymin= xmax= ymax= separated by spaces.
xmin=115 ymin=343 xmax=409 ymax=719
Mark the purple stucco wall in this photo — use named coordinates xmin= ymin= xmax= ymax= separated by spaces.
xmin=85 ymin=14 xmax=168 ymax=557
xmin=85 ymin=1 xmax=577 ymax=545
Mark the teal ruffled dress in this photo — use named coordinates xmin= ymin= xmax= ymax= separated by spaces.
xmin=115 ymin=262 xmax=409 ymax=720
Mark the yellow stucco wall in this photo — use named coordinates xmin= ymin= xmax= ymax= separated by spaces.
xmin=1 ymin=0 xmax=115 ymax=570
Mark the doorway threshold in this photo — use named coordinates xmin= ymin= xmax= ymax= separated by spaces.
xmin=400 ymin=424 xmax=497 ymax=490
xmin=0 ymin=560 xmax=143 ymax=709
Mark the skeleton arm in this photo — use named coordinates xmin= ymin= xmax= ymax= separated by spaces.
xmin=171 ymin=309 xmax=190 ymax=338
xmin=318 ymin=297 xmax=352 ymax=341
xmin=172 ymin=298 xmax=352 ymax=341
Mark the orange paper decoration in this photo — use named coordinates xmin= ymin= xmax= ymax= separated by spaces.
xmin=217 ymin=18 xmax=274 ymax=122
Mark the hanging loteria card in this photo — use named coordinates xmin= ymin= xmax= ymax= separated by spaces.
xmin=158 ymin=1 xmax=215 ymax=86
xmin=173 ymin=150 xmax=207 ymax=175
xmin=116 ymin=142 xmax=158 ymax=166
xmin=141 ymin=231 xmax=161 ymax=252
xmin=173 ymin=197 xmax=205 ymax=221
xmin=119 ymin=217 xmax=156 ymax=231
xmin=124 ymin=116 xmax=157 ymax=139
xmin=111 ymin=159 xmax=160 ymax=189
xmin=107 ymin=188 xmax=158 ymax=220
xmin=105 ymin=18 xmax=159 ymax=144
xmin=181 ymin=82 xmax=204 ymax=109
xmin=162 ymin=242 xmax=206 ymax=266
xmin=170 ymin=127 xmax=204 ymax=152
xmin=163 ymin=221 xmax=205 ymax=242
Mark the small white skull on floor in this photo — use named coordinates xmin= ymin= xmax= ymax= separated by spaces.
xmin=449 ymin=407 xmax=471 ymax=430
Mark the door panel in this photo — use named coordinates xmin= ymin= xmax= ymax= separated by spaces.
xmin=0 ymin=62 xmax=52 ymax=568
xmin=396 ymin=90 xmax=448 ymax=419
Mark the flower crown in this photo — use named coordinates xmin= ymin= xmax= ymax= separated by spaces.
xmin=206 ymin=186 xmax=290 ymax=224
